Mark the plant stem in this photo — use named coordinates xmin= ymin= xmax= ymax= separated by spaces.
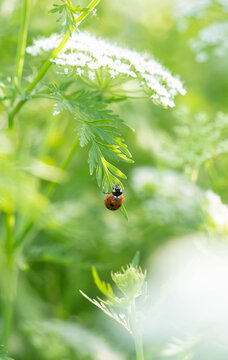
xmin=1 ymin=213 xmax=16 ymax=350
xmin=131 ymin=300 xmax=145 ymax=360
xmin=45 ymin=139 xmax=79 ymax=197
xmin=14 ymin=0 xmax=31 ymax=88
xmin=14 ymin=139 xmax=79 ymax=249
xmin=2 ymin=295 xmax=13 ymax=350
xmin=8 ymin=0 xmax=101 ymax=128
xmin=134 ymin=333 xmax=144 ymax=360
xmin=4 ymin=213 xmax=15 ymax=265
xmin=2 ymin=139 xmax=79 ymax=344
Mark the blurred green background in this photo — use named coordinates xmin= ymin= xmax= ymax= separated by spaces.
xmin=0 ymin=0 xmax=228 ymax=359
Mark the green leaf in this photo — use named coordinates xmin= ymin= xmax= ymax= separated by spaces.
xmin=88 ymin=142 xmax=98 ymax=175
xmin=76 ymin=125 xmax=94 ymax=147
xmin=92 ymin=266 xmax=114 ymax=298
xmin=0 ymin=346 xmax=14 ymax=360
xmin=131 ymin=251 xmax=140 ymax=267
xmin=102 ymin=174 xmax=110 ymax=192
xmin=102 ymin=158 xmax=127 ymax=179
xmin=171 ymin=111 xmax=228 ymax=176
xmin=49 ymin=1 xmax=88 ymax=35
xmin=114 ymin=137 xmax=133 ymax=158
xmin=45 ymin=85 xmax=134 ymax=190
xmin=120 ymin=204 xmax=128 ymax=221
xmin=88 ymin=119 xmax=115 ymax=125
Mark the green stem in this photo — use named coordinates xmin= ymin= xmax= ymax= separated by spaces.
xmin=66 ymin=0 xmax=76 ymax=24
xmin=8 ymin=0 xmax=101 ymax=128
xmin=45 ymin=139 xmax=79 ymax=197
xmin=131 ymin=300 xmax=145 ymax=360
xmin=1 ymin=213 xmax=16 ymax=350
xmin=61 ymin=139 xmax=79 ymax=170
xmin=14 ymin=0 xmax=31 ymax=88
xmin=14 ymin=139 xmax=79 ymax=249
xmin=134 ymin=333 xmax=144 ymax=360
xmin=1 ymin=295 xmax=14 ymax=349
xmin=4 ymin=213 xmax=15 ymax=265
xmin=14 ymin=220 xmax=34 ymax=251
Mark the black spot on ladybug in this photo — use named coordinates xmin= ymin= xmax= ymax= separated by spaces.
xmin=110 ymin=203 xmax=114 ymax=207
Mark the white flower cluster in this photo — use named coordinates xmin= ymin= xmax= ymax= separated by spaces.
xmin=132 ymin=167 xmax=228 ymax=232
xmin=205 ymin=190 xmax=228 ymax=231
xmin=175 ymin=0 xmax=211 ymax=20
xmin=27 ymin=32 xmax=186 ymax=108
xmin=132 ymin=167 xmax=200 ymax=199
xmin=174 ymin=0 xmax=228 ymax=30
xmin=190 ymin=21 xmax=228 ymax=62
xmin=131 ymin=167 xmax=203 ymax=224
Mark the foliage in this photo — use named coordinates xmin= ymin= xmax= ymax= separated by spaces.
xmin=81 ymin=264 xmax=147 ymax=336
xmin=0 ymin=0 xmax=228 ymax=359
xmin=174 ymin=0 xmax=228 ymax=60
xmin=42 ymin=83 xmax=134 ymax=191
xmin=170 ymin=110 xmax=228 ymax=176
xmin=27 ymin=31 xmax=186 ymax=108
xmin=0 ymin=346 xmax=14 ymax=360
xmin=49 ymin=0 xmax=89 ymax=34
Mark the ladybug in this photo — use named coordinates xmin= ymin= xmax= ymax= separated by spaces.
xmin=104 ymin=185 xmax=124 ymax=211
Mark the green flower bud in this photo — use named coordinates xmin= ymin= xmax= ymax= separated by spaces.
xmin=111 ymin=265 xmax=146 ymax=300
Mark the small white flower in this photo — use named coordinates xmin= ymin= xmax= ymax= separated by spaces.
xmin=151 ymin=94 xmax=159 ymax=99
xmin=159 ymin=96 xmax=175 ymax=108
xmin=27 ymin=31 xmax=186 ymax=108
xmin=53 ymin=103 xmax=60 ymax=116
xmin=53 ymin=110 xmax=60 ymax=116
xmin=109 ymin=69 xmax=118 ymax=78
xmin=88 ymin=70 xmax=95 ymax=80
xmin=76 ymin=67 xmax=84 ymax=76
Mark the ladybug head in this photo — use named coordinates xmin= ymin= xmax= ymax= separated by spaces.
xmin=112 ymin=184 xmax=123 ymax=196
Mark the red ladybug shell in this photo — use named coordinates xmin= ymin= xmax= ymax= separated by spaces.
xmin=104 ymin=194 xmax=124 ymax=211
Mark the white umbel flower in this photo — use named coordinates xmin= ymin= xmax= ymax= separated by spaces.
xmin=174 ymin=0 xmax=228 ymax=30
xmin=174 ymin=0 xmax=228 ymax=21
xmin=190 ymin=21 xmax=228 ymax=62
xmin=27 ymin=31 xmax=186 ymax=108
xmin=174 ymin=0 xmax=211 ymax=21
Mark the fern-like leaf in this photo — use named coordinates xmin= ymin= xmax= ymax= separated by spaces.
xmin=46 ymin=84 xmax=134 ymax=191
xmin=49 ymin=0 xmax=89 ymax=35
xmin=0 ymin=346 xmax=14 ymax=360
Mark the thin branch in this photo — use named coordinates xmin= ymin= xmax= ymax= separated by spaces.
xmin=14 ymin=0 xmax=31 ymax=88
xmin=8 ymin=0 xmax=102 ymax=128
